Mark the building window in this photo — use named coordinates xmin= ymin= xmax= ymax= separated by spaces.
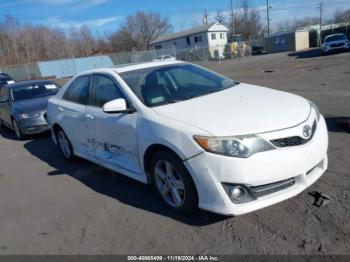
xmin=220 ymin=33 xmax=224 ymax=39
xmin=186 ymin=37 xmax=190 ymax=45
xmin=211 ymin=33 xmax=216 ymax=40
xmin=194 ymin=35 xmax=202 ymax=43
xmin=155 ymin=45 xmax=162 ymax=50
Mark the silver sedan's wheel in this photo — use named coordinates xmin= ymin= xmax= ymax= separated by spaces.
xmin=154 ymin=160 xmax=186 ymax=208
xmin=12 ymin=119 xmax=23 ymax=139
xmin=57 ymin=130 xmax=72 ymax=159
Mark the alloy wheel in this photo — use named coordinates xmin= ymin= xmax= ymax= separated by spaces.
xmin=58 ymin=130 xmax=72 ymax=158
xmin=153 ymin=160 xmax=186 ymax=208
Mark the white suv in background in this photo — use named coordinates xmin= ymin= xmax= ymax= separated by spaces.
xmin=47 ymin=61 xmax=328 ymax=216
xmin=322 ymin=33 xmax=350 ymax=54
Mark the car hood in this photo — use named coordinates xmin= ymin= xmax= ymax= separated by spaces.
xmin=325 ymin=39 xmax=348 ymax=45
xmin=12 ymin=96 xmax=50 ymax=114
xmin=153 ymin=83 xmax=311 ymax=136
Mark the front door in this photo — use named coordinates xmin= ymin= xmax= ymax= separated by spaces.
xmin=85 ymin=74 xmax=141 ymax=176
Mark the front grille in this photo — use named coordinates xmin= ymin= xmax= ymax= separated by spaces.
xmin=270 ymin=121 xmax=317 ymax=148
xmin=331 ymin=43 xmax=344 ymax=47
xmin=250 ymin=177 xmax=295 ymax=198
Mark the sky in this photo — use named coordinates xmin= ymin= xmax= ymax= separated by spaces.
xmin=0 ymin=0 xmax=349 ymax=34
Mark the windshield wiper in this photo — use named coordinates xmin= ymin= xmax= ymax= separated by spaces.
xmin=32 ymin=94 xmax=50 ymax=98
xmin=151 ymin=99 xmax=180 ymax=107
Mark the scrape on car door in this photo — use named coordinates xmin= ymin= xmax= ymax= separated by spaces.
xmin=85 ymin=74 xmax=141 ymax=176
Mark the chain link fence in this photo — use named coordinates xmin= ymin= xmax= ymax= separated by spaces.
xmin=0 ymin=42 xmax=258 ymax=81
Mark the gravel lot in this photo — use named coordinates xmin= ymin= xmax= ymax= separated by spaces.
xmin=0 ymin=49 xmax=349 ymax=255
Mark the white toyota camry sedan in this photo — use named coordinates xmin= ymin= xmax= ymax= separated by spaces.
xmin=47 ymin=60 xmax=328 ymax=216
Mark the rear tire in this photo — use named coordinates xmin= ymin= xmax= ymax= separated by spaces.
xmin=150 ymin=149 xmax=198 ymax=215
xmin=56 ymin=128 xmax=75 ymax=161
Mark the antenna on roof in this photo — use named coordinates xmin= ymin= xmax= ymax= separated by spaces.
xmin=204 ymin=9 xmax=208 ymax=24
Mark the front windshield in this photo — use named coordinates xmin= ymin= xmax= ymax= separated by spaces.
xmin=325 ymin=35 xmax=346 ymax=42
xmin=120 ymin=64 xmax=238 ymax=107
xmin=11 ymin=83 xmax=60 ymax=101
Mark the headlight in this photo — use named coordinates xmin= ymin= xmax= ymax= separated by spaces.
xmin=308 ymin=100 xmax=320 ymax=121
xmin=20 ymin=113 xmax=40 ymax=119
xmin=194 ymin=135 xmax=275 ymax=158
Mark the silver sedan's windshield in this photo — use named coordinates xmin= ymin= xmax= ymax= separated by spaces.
xmin=120 ymin=64 xmax=238 ymax=107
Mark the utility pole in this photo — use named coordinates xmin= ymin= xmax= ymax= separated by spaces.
xmin=204 ymin=9 xmax=208 ymax=24
xmin=266 ymin=0 xmax=271 ymax=36
xmin=230 ymin=0 xmax=235 ymax=36
xmin=317 ymin=2 xmax=324 ymax=46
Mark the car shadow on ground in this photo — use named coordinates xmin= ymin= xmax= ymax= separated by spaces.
xmin=0 ymin=125 xmax=51 ymax=140
xmin=21 ymin=136 xmax=227 ymax=226
xmin=325 ymin=116 xmax=350 ymax=133
xmin=288 ymin=48 xmax=349 ymax=59
xmin=288 ymin=48 xmax=323 ymax=59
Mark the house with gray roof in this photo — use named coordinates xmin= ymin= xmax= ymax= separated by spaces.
xmin=150 ymin=23 xmax=229 ymax=58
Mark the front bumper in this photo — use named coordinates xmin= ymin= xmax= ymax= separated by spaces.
xmin=19 ymin=113 xmax=50 ymax=135
xmin=323 ymin=44 xmax=350 ymax=52
xmin=184 ymin=115 xmax=328 ymax=216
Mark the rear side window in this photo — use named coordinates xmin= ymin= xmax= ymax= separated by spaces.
xmin=63 ymin=76 xmax=90 ymax=104
xmin=90 ymin=74 xmax=124 ymax=107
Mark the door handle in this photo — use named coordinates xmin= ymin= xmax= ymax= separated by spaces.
xmin=86 ymin=114 xmax=94 ymax=120
xmin=58 ymin=107 xmax=64 ymax=112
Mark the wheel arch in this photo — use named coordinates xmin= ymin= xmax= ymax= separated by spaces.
xmin=52 ymin=123 xmax=62 ymax=139
xmin=143 ymin=143 xmax=190 ymax=184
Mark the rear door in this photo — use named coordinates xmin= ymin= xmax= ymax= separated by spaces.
xmin=85 ymin=73 xmax=141 ymax=176
xmin=58 ymin=75 xmax=90 ymax=154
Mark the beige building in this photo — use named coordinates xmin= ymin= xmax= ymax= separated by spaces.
xmin=264 ymin=30 xmax=309 ymax=53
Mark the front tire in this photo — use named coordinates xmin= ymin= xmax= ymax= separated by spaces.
xmin=12 ymin=119 xmax=24 ymax=140
xmin=150 ymin=150 xmax=198 ymax=215
xmin=57 ymin=128 xmax=75 ymax=161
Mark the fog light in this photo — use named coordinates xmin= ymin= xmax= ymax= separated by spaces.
xmin=229 ymin=186 xmax=248 ymax=199
xmin=222 ymin=183 xmax=256 ymax=204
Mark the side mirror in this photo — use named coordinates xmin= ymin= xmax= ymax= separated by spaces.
xmin=103 ymin=98 xmax=135 ymax=114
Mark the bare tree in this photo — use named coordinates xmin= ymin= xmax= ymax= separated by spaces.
xmin=0 ymin=12 xmax=171 ymax=66
xmin=227 ymin=0 xmax=262 ymax=40
xmin=276 ymin=17 xmax=320 ymax=32
xmin=215 ymin=10 xmax=227 ymax=24
xmin=110 ymin=11 xmax=172 ymax=51
xmin=332 ymin=9 xmax=350 ymax=24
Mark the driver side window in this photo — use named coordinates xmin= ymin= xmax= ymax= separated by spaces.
xmin=90 ymin=74 xmax=125 ymax=108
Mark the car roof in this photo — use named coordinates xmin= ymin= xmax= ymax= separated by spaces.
xmin=6 ymin=79 xmax=55 ymax=89
xmin=76 ymin=60 xmax=185 ymax=76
